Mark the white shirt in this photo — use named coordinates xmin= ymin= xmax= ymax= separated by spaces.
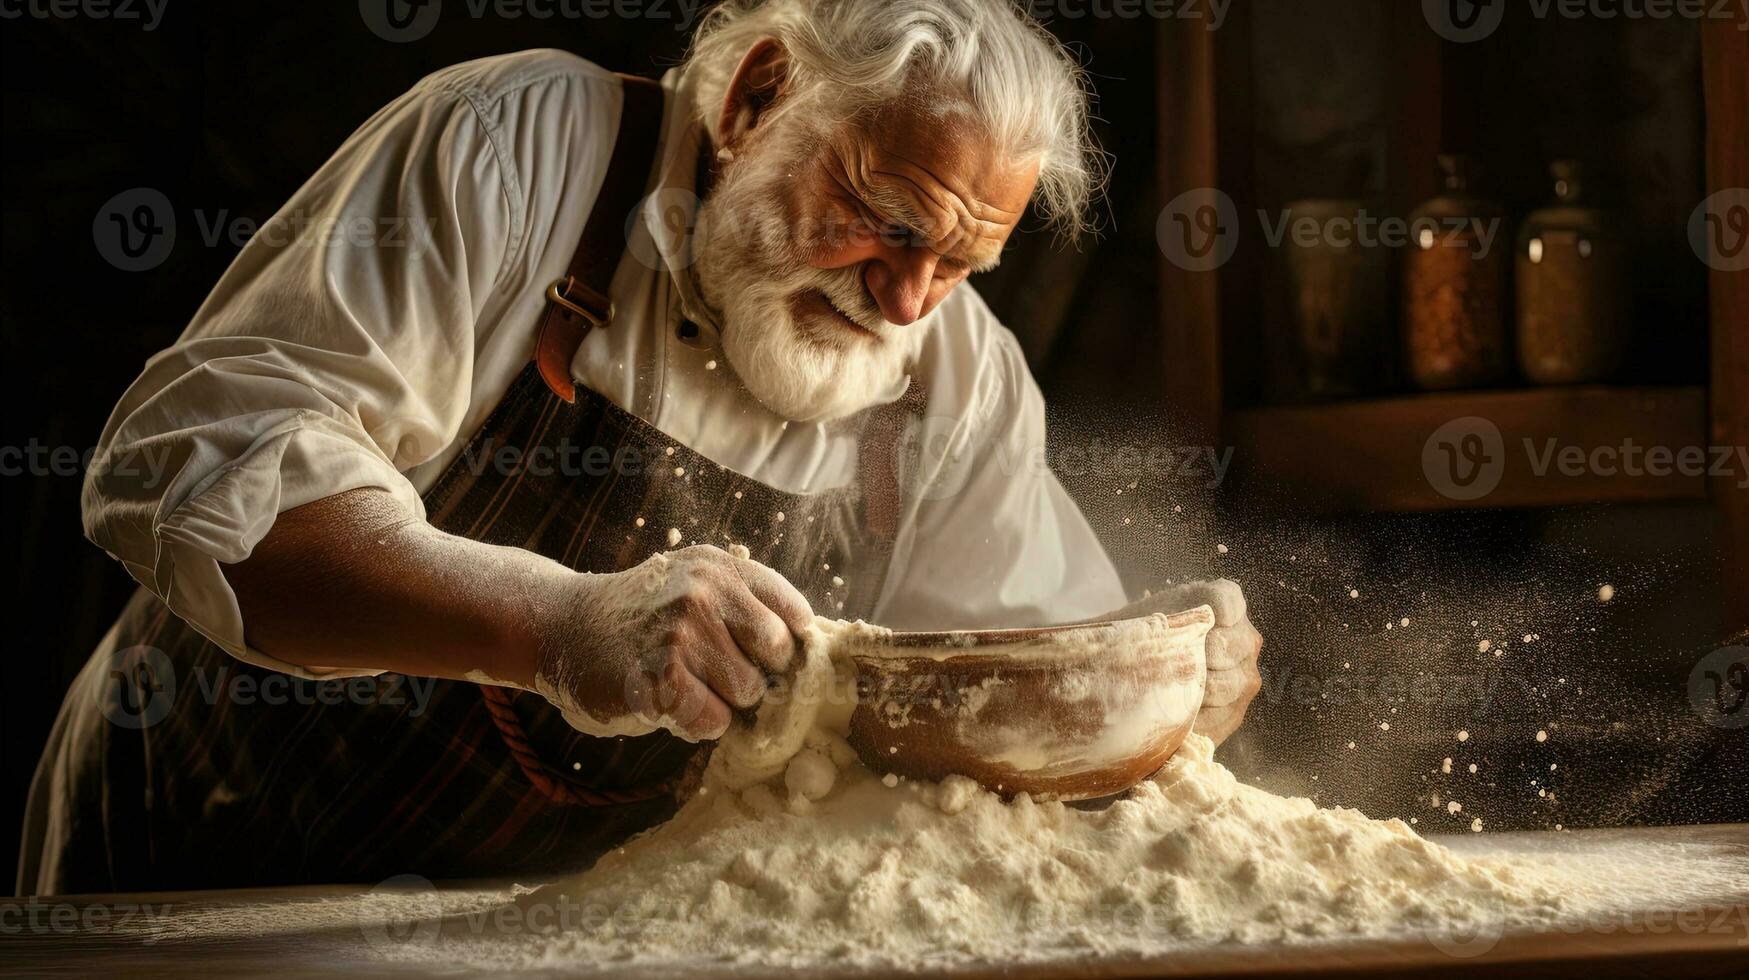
xmin=82 ymin=50 xmax=1126 ymax=678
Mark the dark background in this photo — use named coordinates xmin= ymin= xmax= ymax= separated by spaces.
xmin=3 ymin=1 xmax=1742 ymax=893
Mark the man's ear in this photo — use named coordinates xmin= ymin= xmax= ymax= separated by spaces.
xmin=716 ymin=38 xmax=790 ymax=153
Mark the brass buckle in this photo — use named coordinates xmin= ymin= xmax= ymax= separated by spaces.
xmin=546 ymin=276 xmax=614 ymax=328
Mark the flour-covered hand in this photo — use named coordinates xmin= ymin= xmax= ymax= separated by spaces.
xmin=531 ymin=546 xmax=814 ymax=742
xmin=1120 ymin=578 xmax=1262 ymax=745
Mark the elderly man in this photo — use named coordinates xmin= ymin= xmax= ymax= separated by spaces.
xmin=21 ymin=0 xmax=1261 ymax=894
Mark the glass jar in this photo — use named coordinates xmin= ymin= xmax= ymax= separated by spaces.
xmin=1516 ymin=161 xmax=1627 ymax=385
xmin=1284 ymin=199 xmax=1392 ymax=398
xmin=1403 ymin=155 xmax=1510 ymax=390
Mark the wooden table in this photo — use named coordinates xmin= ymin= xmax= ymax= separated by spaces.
xmin=4 ymin=825 xmax=1745 ymax=978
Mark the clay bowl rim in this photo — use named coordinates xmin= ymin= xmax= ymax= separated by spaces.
xmin=842 ymin=605 xmax=1215 ymax=669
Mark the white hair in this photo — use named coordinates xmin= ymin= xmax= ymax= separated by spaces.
xmin=682 ymin=0 xmax=1106 ymax=241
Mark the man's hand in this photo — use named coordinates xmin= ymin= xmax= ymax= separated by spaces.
xmin=530 ymin=546 xmax=814 ymax=743
xmin=1102 ymin=579 xmax=1263 ymax=745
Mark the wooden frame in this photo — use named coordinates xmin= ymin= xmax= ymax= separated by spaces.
xmin=1703 ymin=19 xmax=1748 ymax=634
xmin=1158 ymin=15 xmax=1224 ymax=442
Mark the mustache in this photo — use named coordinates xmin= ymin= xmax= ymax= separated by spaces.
xmin=789 ymin=265 xmax=888 ymax=333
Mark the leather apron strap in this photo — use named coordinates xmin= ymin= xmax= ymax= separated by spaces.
xmin=533 ymin=73 xmax=665 ymax=402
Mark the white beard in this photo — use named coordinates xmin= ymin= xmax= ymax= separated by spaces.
xmin=692 ymin=132 xmax=927 ymax=424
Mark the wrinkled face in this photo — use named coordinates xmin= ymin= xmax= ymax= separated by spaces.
xmin=693 ymin=98 xmax=1039 ymax=423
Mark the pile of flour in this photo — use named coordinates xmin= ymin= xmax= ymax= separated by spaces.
xmin=431 ymin=619 xmax=1589 ymax=972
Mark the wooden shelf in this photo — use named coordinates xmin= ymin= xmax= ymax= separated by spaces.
xmin=1160 ymin=12 xmax=1745 ymax=628
xmin=1227 ymin=386 xmax=1711 ymax=513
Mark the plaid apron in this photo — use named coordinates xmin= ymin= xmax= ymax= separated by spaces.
xmin=24 ymin=368 xmax=897 ymax=894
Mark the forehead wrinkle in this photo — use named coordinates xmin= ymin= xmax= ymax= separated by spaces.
xmin=857 ymin=161 xmax=1017 ymax=263
xmin=863 ymin=182 xmax=1005 ymax=269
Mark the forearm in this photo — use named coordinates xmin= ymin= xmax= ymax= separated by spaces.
xmin=222 ymin=487 xmax=564 ymax=686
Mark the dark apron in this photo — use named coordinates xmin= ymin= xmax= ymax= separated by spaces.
xmin=23 ymin=367 xmax=896 ymax=895
xmin=20 ymin=75 xmax=905 ymax=895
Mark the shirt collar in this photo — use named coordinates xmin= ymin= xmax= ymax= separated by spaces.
xmin=645 ymin=68 xmax=721 ymax=347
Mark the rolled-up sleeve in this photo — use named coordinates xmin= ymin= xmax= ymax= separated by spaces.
xmin=83 ymin=76 xmax=523 ymax=676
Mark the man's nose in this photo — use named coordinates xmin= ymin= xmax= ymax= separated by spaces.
xmin=864 ymin=248 xmax=944 ymax=326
